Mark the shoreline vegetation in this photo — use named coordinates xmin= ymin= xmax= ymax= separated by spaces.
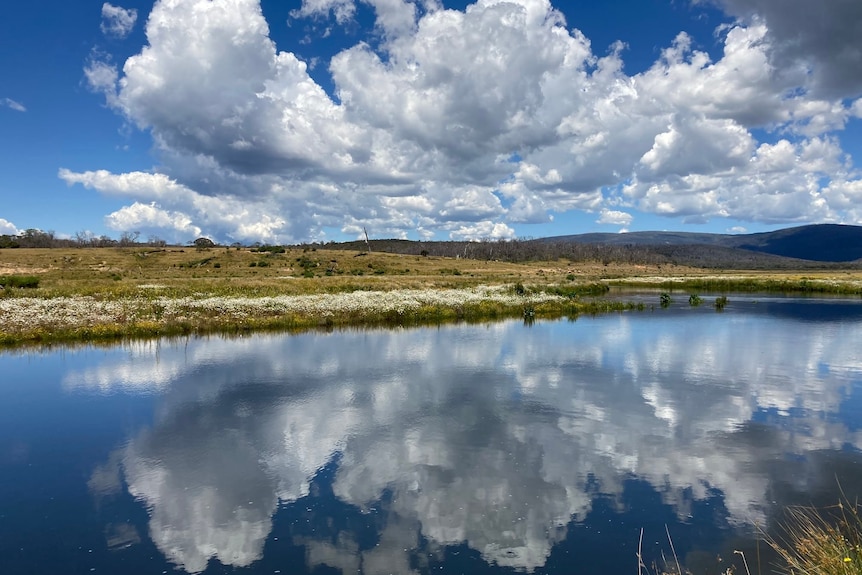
xmin=2 ymin=246 xmax=862 ymax=348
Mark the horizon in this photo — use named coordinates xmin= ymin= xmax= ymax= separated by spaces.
xmin=3 ymin=221 xmax=857 ymax=247
xmin=2 ymin=0 xmax=862 ymax=244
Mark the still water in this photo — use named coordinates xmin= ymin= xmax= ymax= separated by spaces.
xmin=2 ymin=296 xmax=862 ymax=574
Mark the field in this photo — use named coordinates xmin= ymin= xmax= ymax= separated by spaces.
xmin=2 ymin=246 xmax=862 ymax=347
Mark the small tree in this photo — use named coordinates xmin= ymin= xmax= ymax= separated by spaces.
xmin=193 ymin=237 xmax=215 ymax=250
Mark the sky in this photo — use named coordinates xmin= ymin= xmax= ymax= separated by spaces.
xmin=1 ymin=0 xmax=862 ymax=244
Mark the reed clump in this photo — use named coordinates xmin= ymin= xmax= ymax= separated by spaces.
xmin=768 ymin=497 xmax=862 ymax=575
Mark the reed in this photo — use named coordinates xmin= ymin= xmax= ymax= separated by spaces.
xmin=767 ymin=496 xmax=862 ymax=575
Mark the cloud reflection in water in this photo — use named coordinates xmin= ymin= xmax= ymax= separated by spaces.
xmin=73 ymin=300 xmax=862 ymax=573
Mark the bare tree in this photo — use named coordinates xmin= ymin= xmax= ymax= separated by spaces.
xmin=118 ymin=231 xmax=141 ymax=247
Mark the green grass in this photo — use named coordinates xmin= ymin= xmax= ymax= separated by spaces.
xmin=616 ymin=276 xmax=862 ymax=295
xmin=0 ymin=275 xmax=40 ymax=289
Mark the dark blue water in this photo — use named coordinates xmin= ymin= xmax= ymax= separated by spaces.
xmin=2 ymin=296 xmax=862 ymax=574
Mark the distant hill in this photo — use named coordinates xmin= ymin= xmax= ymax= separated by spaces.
xmin=540 ymin=224 xmax=862 ymax=263
xmin=322 ymin=224 xmax=862 ymax=269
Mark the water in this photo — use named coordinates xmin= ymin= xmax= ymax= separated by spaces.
xmin=2 ymin=295 xmax=862 ymax=574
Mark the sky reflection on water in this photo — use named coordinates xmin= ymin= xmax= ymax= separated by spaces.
xmin=2 ymin=296 xmax=862 ymax=574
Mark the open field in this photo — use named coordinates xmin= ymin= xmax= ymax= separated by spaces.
xmin=2 ymin=246 xmax=862 ymax=347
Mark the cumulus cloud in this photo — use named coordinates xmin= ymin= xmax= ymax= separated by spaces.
xmin=65 ymin=0 xmax=862 ymax=243
xmin=596 ymin=208 xmax=633 ymax=226
xmin=0 ymin=218 xmax=19 ymax=235
xmin=59 ymin=168 xmax=288 ymax=243
xmin=83 ymin=56 xmax=119 ymax=104
xmin=448 ymin=221 xmax=516 ymax=241
xmin=703 ymin=0 xmax=862 ymax=98
xmin=100 ymin=3 xmax=138 ymax=38
xmin=2 ymin=98 xmax=26 ymax=112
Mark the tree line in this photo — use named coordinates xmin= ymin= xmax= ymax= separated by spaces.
xmin=3 ymin=229 xmax=856 ymax=270
xmin=0 ymin=229 xmax=167 ymax=249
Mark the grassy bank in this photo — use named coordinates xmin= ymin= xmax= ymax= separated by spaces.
xmin=2 ymin=247 xmax=862 ymax=347
xmin=610 ymin=274 xmax=862 ymax=295
xmin=0 ymin=285 xmax=644 ymax=346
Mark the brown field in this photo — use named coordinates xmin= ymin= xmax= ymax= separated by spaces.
xmin=0 ymin=246 xmax=689 ymax=296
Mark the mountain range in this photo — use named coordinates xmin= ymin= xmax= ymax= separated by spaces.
xmin=330 ymin=224 xmax=862 ymax=268
xmin=538 ymin=224 xmax=862 ymax=263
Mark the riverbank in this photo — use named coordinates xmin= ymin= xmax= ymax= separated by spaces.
xmin=2 ymin=246 xmax=862 ymax=347
xmin=0 ymin=285 xmax=642 ymax=346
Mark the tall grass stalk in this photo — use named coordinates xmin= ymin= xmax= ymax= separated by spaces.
xmin=767 ymin=496 xmax=862 ymax=575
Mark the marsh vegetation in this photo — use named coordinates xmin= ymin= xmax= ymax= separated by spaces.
xmin=2 ymin=246 xmax=862 ymax=346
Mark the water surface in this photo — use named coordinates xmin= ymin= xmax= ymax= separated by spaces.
xmin=2 ymin=296 xmax=861 ymax=574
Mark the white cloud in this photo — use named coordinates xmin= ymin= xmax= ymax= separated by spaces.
xmin=105 ymin=202 xmax=202 ymax=240
xmin=66 ymin=0 xmax=862 ymax=242
xmin=638 ymin=115 xmax=755 ymax=178
xmin=59 ymin=169 xmax=289 ymax=243
xmin=83 ymin=57 xmax=119 ymax=105
xmin=704 ymin=0 xmax=862 ymax=98
xmin=622 ymin=136 xmax=855 ymax=224
xmin=290 ymin=0 xmax=357 ymax=25
xmin=100 ymin=3 xmax=138 ymax=38
xmin=596 ymin=208 xmax=633 ymax=226
xmin=2 ymin=98 xmax=26 ymax=112
xmin=448 ymin=221 xmax=516 ymax=241
xmin=0 ymin=218 xmax=19 ymax=235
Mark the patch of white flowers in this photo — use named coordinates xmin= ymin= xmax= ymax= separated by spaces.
xmin=0 ymin=287 xmax=563 ymax=333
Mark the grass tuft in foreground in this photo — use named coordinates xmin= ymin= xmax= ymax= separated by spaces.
xmin=767 ymin=496 xmax=862 ymax=575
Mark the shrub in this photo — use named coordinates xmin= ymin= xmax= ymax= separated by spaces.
xmin=0 ymin=275 xmax=40 ymax=289
xmin=714 ymin=295 xmax=728 ymax=310
xmin=688 ymin=294 xmax=702 ymax=306
xmin=660 ymin=293 xmax=671 ymax=307
xmin=193 ymin=237 xmax=215 ymax=250
xmin=256 ymin=244 xmax=286 ymax=254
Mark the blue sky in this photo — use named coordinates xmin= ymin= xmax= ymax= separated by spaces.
xmin=2 ymin=0 xmax=861 ymax=243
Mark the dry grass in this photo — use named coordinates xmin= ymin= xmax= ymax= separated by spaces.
xmin=0 ymin=246 xmax=683 ymax=296
xmin=767 ymin=497 xmax=862 ymax=575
